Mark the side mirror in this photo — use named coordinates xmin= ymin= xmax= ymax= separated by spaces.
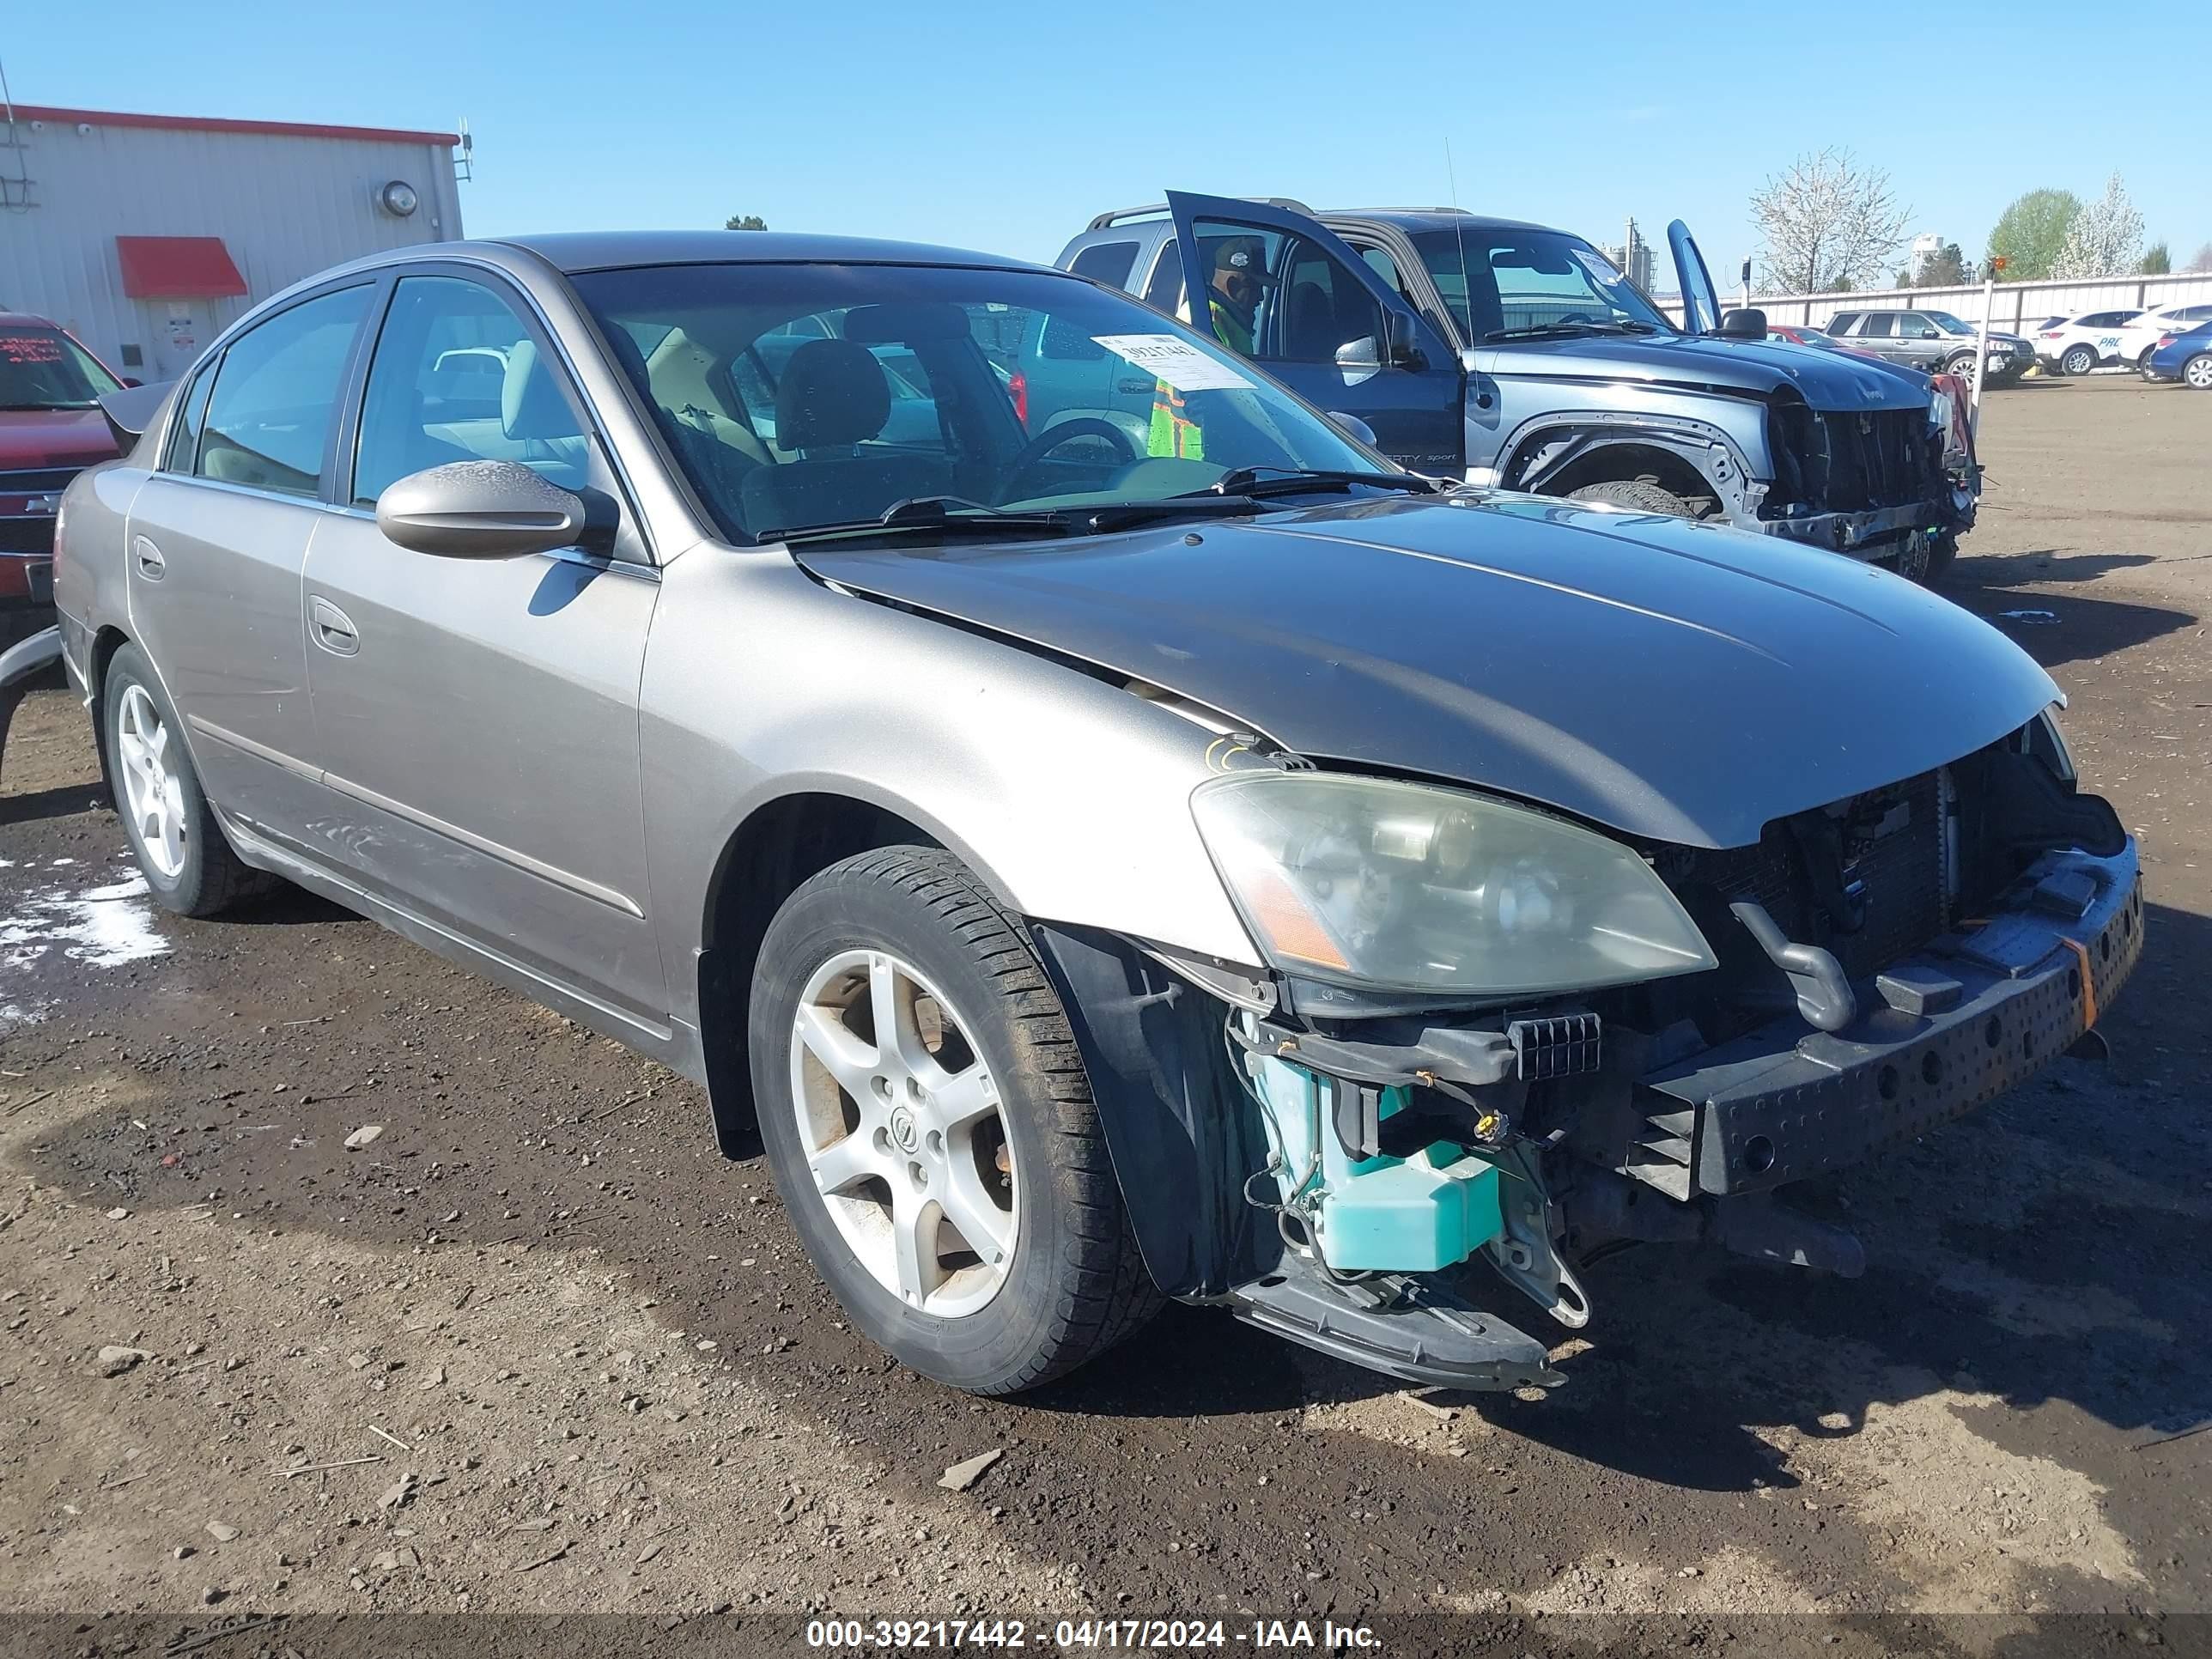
xmin=1383 ymin=311 xmax=1424 ymax=368
xmin=1324 ymin=410 xmax=1378 ymax=448
xmin=120 ymin=376 xmax=143 ymax=389
xmin=375 ymin=460 xmax=590 ymax=560
xmin=1717 ymin=307 xmax=1768 ymax=341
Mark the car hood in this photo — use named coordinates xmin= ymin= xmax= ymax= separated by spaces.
xmin=1482 ymin=332 xmax=1930 ymax=412
xmin=799 ymin=494 xmax=2058 ymax=850
xmin=0 ymin=407 xmax=122 ymax=470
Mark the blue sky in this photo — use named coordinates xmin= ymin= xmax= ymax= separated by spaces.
xmin=10 ymin=0 xmax=2207 ymax=281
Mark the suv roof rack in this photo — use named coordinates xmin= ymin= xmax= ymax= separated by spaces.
xmin=1084 ymin=197 xmax=1317 ymax=232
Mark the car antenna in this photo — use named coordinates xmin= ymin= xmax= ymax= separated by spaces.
xmin=1445 ymin=138 xmax=1472 ymax=343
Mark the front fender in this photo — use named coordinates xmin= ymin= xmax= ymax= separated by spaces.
xmin=640 ymin=550 xmax=1263 ymax=1034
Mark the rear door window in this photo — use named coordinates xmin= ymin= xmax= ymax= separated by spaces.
xmin=1859 ymin=313 xmax=1895 ymax=337
xmin=194 ymin=285 xmax=374 ymax=495
xmin=1068 ymin=240 xmax=1139 ymax=289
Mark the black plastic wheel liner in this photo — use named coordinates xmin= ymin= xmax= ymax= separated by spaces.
xmin=1027 ymin=922 xmax=1275 ymax=1298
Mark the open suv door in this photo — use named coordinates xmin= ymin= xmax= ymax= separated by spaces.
xmin=1668 ymin=219 xmax=1723 ymax=337
xmin=1164 ymin=191 xmax=1463 ymax=475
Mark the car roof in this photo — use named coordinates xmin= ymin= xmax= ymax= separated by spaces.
xmin=0 ymin=310 xmax=64 ymax=327
xmin=492 ymin=230 xmax=1048 ymax=276
xmin=1323 ymin=208 xmax=1562 ymax=236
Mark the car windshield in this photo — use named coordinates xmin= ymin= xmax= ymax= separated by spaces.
xmin=1921 ymin=312 xmax=1978 ymax=337
xmin=570 ymin=262 xmax=1388 ymax=544
xmin=1406 ymin=228 xmax=1674 ymax=343
xmin=0 ymin=326 xmax=124 ymax=410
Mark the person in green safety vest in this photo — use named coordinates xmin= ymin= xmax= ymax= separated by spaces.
xmin=1204 ymin=235 xmax=1273 ymax=358
xmin=1148 ymin=236 xmax=1275 ymax=459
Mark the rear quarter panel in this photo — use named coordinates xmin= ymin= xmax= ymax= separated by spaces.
xmin=52 ymin=460 xmax=151 ymax=684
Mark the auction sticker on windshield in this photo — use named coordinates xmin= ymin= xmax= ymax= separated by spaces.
xmin=1091 ymin=334 xmax=1254 ymax=392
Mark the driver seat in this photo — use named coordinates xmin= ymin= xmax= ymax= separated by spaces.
xmin=738 ymin=339 xmax=948 ymax=534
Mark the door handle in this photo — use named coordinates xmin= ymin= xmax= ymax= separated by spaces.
xmin=308 ymin=596 xmax=361 ymax=657
xmin=131 ymin=535 xmax=166 ymax=580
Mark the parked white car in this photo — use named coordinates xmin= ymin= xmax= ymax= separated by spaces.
xmin=2032 ymin=309 xmax=2145 ymax=376
xmin=2112 ymin=303 xmax=2212 ymax=370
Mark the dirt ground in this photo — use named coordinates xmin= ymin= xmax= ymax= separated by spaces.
xmin=2 ymin=374 xmax=2209 ymax=1659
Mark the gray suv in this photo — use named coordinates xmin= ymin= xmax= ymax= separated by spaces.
xmin=1056 ymin=193 xmax=1979 ymax=580
xmin=1825 ymin=308 xmax=2032 ymax=386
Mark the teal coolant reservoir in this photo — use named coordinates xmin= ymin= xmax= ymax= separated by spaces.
xmin=1248 ymin=1054 xmax=1504 ymax=1274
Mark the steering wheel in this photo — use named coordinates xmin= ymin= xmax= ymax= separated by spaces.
xmin=994 ymin=418 xmax=1140 ymax=503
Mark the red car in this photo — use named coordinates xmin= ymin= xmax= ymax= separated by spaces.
xmin=2 ymin=313 xmax=128 ymax=769
xmin=1765 ymin=322 xmax=1891 ymax=367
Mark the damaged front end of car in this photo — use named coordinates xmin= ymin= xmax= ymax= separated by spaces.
xmin=1031 ymin=710 xmax=2140 ymax=1394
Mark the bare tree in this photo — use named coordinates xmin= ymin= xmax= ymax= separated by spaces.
xmin=2189 ymin=242 xmax=2212 ymax=274
xmin=1750 ymin=149 xmax=1911 ymax=295
xmin=2051 ymin=173 xmax=2144 ymax=280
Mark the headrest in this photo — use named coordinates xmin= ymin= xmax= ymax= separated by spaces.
xmin=501 ymin=338 xmax=577 ymax=441
xmin=775 ymin=338 xmax=890 ymax=450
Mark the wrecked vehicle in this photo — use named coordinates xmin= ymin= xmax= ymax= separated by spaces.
xmin=57 ymin=232 xmax=2139 ymax=1395
xmin=1055 ymin=193 xmax=1979 ymax=581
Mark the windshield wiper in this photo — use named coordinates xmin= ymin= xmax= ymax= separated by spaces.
xmin=763 ymin=492 xmax=1264 ymax=547
xmin=1483 ymin=321 xmax=1659 ymax=343
xmin=0 ymin=400 xmax=98 ymax=411
xmin=1193 ymin=466 xmax=1439 ymax=500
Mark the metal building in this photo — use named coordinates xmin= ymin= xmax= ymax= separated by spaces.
xmin=0 ymin=103 xmax=463 ymax=380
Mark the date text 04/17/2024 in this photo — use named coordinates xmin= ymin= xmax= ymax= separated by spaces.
xmin=804 ymin=1619 xmax=1383 ymax=1649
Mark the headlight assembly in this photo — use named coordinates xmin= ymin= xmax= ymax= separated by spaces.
xmin=1191 ymin=772 xmax=1717 ymax=997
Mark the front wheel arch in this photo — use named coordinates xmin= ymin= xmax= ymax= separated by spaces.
xmin=696 ymin=789 xmax=973 ymax=1157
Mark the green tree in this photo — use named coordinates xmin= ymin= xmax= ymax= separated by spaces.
xmin=2140 ymin=241 xmax=2171 ymax=275
xmin=1984 ymin=189 xmax=2080 ymax=280
xmin=724 ymin=213 xmax=768 ymax=231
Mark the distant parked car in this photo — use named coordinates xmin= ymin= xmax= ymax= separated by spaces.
xmin=2113 ymin=303 xmax=2212 ymax=370
xmin=2 ymin=311 xmax=128 ymax=778
xmin=1824 ymin=309 xmax=2032 ymax=386
xmin=2032 ymin=310 xmax=2146 ymax=376
xmin=2142 ymin=319 xmax=2212 ymax=389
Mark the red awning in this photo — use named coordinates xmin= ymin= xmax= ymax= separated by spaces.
xmin=115 ymin=235 xmax=247 ymax=300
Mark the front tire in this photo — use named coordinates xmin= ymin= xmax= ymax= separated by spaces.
xmin=747 ymin=847 xmax=1161 ymax=1395
xmin=2061 ymin=343 xmax=2097 ymax=377
xmin=101 ymin=643 xmax=268 ymax=917
xmin=1566 ymin=478 xmax=1702 ymax=519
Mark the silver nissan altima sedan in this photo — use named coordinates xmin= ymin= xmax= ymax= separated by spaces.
xmin=53 ymin=232 xmax=2140 ymax=1397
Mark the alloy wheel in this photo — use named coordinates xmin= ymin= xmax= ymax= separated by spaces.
xmin=115 ymin=684 xmax=188 ymax=880
xmin=787 ymin=948 xmax=1018 ymax=1317
xmin=2186 ymin=356 xmax=2212 ymax=391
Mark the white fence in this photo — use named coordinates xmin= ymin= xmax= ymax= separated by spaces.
xmin=1659 ymin=270 xmax=2212 ymax=332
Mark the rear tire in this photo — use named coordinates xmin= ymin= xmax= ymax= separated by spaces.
xmin=1565 ymin=478 xmax=1701 ymax=520
xmin=1921 ymin=532 xmax=1960 ymax=583
xmin=101 ymin=643 xmax=270 ymax=918
xmin=2185 ymin=354 xmax=2212 ymax=392
xmin=747 ymin=846 xmax=1161 ymax=1395
xmin=2060 ymin=343 xmax=2097 ymax=377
